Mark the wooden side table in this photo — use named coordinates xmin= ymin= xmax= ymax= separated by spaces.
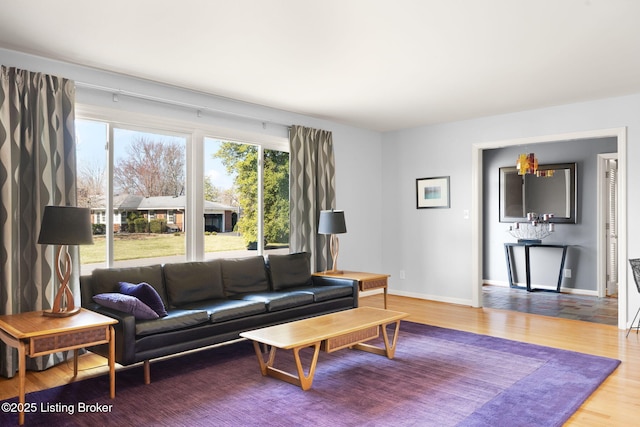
xmin=0 ymin=308 xmax=117 ymax=425
xmin=314 ymin=271 xmax=390 ymax=308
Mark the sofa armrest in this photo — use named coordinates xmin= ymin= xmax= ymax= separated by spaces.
xmin=85 ymin=303 xmax=137 ymax=365
xmin=311 ymin=276 xmax=359 ymax=306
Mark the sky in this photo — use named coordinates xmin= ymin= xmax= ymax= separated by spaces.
xmin=75 ymin=119 xmax=235 ymax=191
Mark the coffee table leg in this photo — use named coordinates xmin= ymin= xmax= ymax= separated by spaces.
xmin=251 ymin=340 xmax=277 ymax=376
xmin=250 ymin=340 xmax=321 ymax=390
xmin=353 ymin=320 xmax=402 ymax=359
xmin=292 ymin=344 xmax=321 ymax=390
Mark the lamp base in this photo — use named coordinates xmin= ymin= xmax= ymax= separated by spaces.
xmin=42 ymin=306 xmax=81 ymax=318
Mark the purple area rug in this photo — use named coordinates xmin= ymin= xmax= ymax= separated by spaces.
xmin=0 ymin=322 xmax=619 ymax=426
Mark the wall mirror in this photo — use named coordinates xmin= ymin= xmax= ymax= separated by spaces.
xmin=499 ymin=162 xmax=577 ymax=223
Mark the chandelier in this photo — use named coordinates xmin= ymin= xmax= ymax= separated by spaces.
xmin=516 ymin=153 xmax=538 ymax=175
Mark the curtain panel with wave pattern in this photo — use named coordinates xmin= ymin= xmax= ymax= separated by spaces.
xmin=0 ymin=66 xmax=78 ymax=378
xmin=289 ymin=125 xmax=336 ymax=272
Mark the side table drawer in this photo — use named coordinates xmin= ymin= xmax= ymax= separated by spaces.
xmin=30 ymin=326 xmax=110 ymax=356
xmin=360 ymin=278 xmax=387 ymax=291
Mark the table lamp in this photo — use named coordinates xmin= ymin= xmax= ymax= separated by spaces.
xmin=38 ymin=206 xmax=93 ymax=317
xmin=318 ymin=209 xmax=347 ymax=274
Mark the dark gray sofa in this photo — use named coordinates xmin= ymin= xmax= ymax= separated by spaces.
xmin=79 ymin=252 xmax=358 ymax=382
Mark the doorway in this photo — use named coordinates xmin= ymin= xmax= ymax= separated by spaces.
xmin=471 ymin=128 xmax=628 ymax=329
xmin=598 ymin=154 xmax=618 ymax=298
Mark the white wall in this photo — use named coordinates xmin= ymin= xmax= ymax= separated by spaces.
xmin=382 ymin=94 xmax=640 ymax=328
xmin=0 ymin=48 xmax=384 ymax=273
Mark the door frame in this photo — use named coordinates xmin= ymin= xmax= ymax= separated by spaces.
xmin=597 ymin=152 xmax=618 ymax=298
xmin=471 ymin=127 xmax=627 ymax=329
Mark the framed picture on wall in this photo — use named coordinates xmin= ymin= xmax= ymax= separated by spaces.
xmin=416 ymin=176 xmax=450 ymax=209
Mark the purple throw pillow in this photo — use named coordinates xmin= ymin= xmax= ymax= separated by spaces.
xmin=93 ymin=293 xmax=159 ymax=320
xmin=118 ymin=281 xmax=168 ymax=317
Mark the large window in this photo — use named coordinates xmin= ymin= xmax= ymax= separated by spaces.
xmin=76 ymin=119 xmax=108 ymax=270
xmin=111 ymin=128 xmax=187 ymax=268
xmin=203 ymin=138 xmax=289 ymax=259
xmin=76 ymin=117 xmax=289 ymax=274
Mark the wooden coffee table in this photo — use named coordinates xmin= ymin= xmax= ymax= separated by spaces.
xmin=240 ymin=307 xmax=408 ymax=390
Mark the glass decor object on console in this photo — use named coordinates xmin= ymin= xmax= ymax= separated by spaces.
xmin=508 ymin=212 xmax=555 ymax=244
xmin=499 ymin=162 xmax=577 ymax=224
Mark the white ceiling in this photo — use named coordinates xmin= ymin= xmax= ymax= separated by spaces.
xmin=1 ymin=0 xmax=639 ymax=132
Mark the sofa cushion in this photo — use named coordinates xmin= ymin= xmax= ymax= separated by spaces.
xmin=221 ymin=257 xmax=270 ymax=297
xmin=179 ymin=299 xmax=267 ymax=323
xmin=91 ymin=265 xmax=167 ymax=306
xmin=134 ymin=309 xmax=210 ymax=337
xmin=93 ymin=293 xmax=159 ymax=320
xmin=239 ymin=291 xmax=314 ymax=312
xmin=266 ymin=252 xmax=313 ymax=291
xmin=292 ymin=285 xmax=354 ymax=302
xmin=118 ymin=281 xmax=168 ymax=317
xmin=163 ymin=260 xmax=225 ymax=307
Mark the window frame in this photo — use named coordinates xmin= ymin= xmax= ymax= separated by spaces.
xmin=75 ymin=104 xmax=289 ymax=266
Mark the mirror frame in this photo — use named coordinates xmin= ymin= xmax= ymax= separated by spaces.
xmin=499 ymin=162 xmax=577 ymax=224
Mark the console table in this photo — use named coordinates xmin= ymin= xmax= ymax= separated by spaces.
xmin=0 ymin=309 xmax=117 ymax=425
xmin=504 ymin=242 xmax=569 ymax=292
xmin=313 ymin=271 xmax=389 ymax=308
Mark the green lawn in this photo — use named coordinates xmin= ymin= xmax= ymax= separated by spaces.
xmin=80 ymin=233 xmax=246 ymax=264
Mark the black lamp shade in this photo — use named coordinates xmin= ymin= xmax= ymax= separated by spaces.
xmin=318 ymin=210 xmax=347 ymax=235
xmin=38 ymin=206 xmax=94 ymax=245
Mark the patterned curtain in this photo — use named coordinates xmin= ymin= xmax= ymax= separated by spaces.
xmin=289 ymin=125 xmax=336 ymax=272
xmin=0 ymin=66 xmax=78 ymax=378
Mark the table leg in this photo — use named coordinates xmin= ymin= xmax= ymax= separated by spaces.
xmin=557 ymin=246 xmax=568 ymax=292
xmin=524 ymin=246 xmax=532 ymax=292
xmin=18 ymin=341 xmax=26 ymax=425
xmin=250 ymin=340 xmax=321 ymax=390
xmin=353 ymin=320 xmax=402 ymax=359
xmin=504 ymin=244 xmax=515 ymax=288
xmin=108 ymin=326 xmax=115 ymax=398
xmin=251 ymin=340 xmax=277 ymax=376
xmin=292 ymin=344 xmax=320 ymax=390
xmin=0 ymin=329 xmax=27 ymax=425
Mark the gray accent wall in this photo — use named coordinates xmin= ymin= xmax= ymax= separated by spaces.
xmin=483 ymin=138 xmax=617 ymax=292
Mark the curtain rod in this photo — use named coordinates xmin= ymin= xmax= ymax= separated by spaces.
xmin=75 ymin=81 xmax=292 ymax=131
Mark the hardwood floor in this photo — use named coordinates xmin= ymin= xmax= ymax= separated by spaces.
xmin=1 ymin=294 xmax=639 ymax=425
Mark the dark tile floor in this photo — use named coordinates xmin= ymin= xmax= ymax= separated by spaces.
xmin=482 ymin=285 xmax=618 ymax=326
